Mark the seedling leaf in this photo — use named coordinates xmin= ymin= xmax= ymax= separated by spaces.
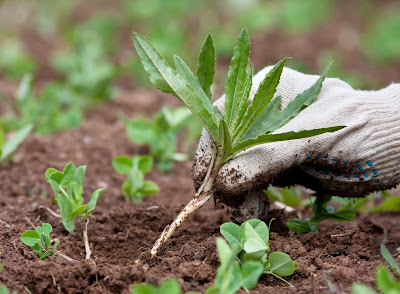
xmin=230 ymin=59 xmax=253 ymax=134
xmin=197 ymin=34 xmax=216 ymax=99
xmin=381 ymin=243 xmax=400 ymax=276
xmin=220 ymin=222 xmax=243 ymax=253
xmin=376 ymin=265 xmax=397 ymax=293
xmin=0 ymin=124 xmax=33 ymax=163
xmin=20 ymin=231 xmax=40 ymax=247
xmin=173 ymin=55 xmax=210 ymax=107
xmin=235 ymin=58 xmax=287 ymax=142
xmin=256 ymin=62 xmax=332 ymax=134
xmin=241 ymin=261 xmax=264 ymax=290
xmin=228 ymin=126 xmax=344 ymax=162
xmin=266 ymin=252 xmax=298 ymax=276
xmin=112 ymin=156 xmax=133 ymax=174
xmin=351 ymin=284 xmax=377 ymax=294
xmin=225 ymin=27 xmax=251 ymax=130
xmin=132 ymin=32 xmax=220 ymax=143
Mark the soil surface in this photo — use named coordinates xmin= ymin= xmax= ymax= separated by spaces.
xmin=1 ymin=90 xmax=400 ymax=294
xmin=2 ymin=1 xmax=400 ymax=293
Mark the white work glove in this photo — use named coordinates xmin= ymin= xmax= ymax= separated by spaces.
xmin=192 ymin=66 xmax=400 ymax=221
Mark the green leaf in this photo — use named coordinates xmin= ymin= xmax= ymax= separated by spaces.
xmin=196 ymin=34 xmax=216 ymax=99
xmin=243 ymin=96 xmax=282 ymax=141
xmin=132 ymin=32 xmax=220 ymax=143
xmin=40 ymin=233 xmax=51 ymax=248
xmin=53 ymin=240 xmax=59 ymax=252
xmin=287 ymin=218 xmax=317 ymax=234
xmin=220 ymin=222 xmax=243 ymax=252
xmin=351 ymin=283 xmax=377 ymax=294
xmin=227 ymin=126 xmax=344 ymax=162
xmin=141 ymin=181 xmax=159 ymax=195
xmin=376 ymin=265 xmax=397 ymax=293
xmin=21 ymin=230 xmax=40 ymax=247
xmin=241 ymin=219 xmax=270 ymax=244
xmin=230 ymin=60 xmax=252 ymax=133
xmin=158 ymin=279 xmax=182 ymax=294
xmin=74 ymin=165 xmax=86 ymax=188
xmin=16 ymin=73 xmax=33 ymax=102
xmin=173 ymin=55 xmax=211 ymax=107
xmin=0 ymin=285 xmax=9 ymax=294
xmin=216 ymin=238 xmax=234 ymax=266
xmin=60 ymin=162 xmax=77 ymax=187
xmin=219 ymin=120 xmax=232 ymax=157
xmin=137 ymin=155 xmax=153 ymax=174
xmin=40 ymin=249 xmax=54 ymax=260
xmin=282 ymin=187 xmax=300 ymax=207
xmin=36 ymin=223 xmax=53 ymax=236
xmin=0 ymin=124 xmax=33 ymax=163
xmin=266 ymin=252 xmax=298 ymax=276
xmin=258 ymin=62 xmax=332 ymax=134
xmin=381 ymin=243 xmax=400 ymax=276
xmin=243 ymin=238 xmax=267 ymax=260
xmin=67 ymin=205 xmax=87 ymax=218
xmin=241 ymin=261 xmax=264 ymax=289
xmin=112 ymin=156 xmax=133 ymax=174
xmin=83 ymin=188 xmax=105 ymax=218
xmin=45 ymin=168 xmax=58 ymax=183
xmin=125 ymin=118 xmax=154 ymax=144
xmin=235 ymin=58 xmax=288 ymax=142
xmin=224 ymin=28 xmax=251 ymax=129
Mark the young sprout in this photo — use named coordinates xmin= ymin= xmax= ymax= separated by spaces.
xmin=132 ymin=28 xmax=344 ymax=257
xmin=20 ymin=223 xmax=59 ymax=260
xmin=112 ymin=155 xmax=159 ymax=203
xmin=45 ymin=162 xmax=105 ymax=233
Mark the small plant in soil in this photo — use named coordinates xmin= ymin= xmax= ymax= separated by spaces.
xmin=112 ymin=155 xmax=159 ymax=203
xmin=20 ymin=223 xmax=59 ymax=260
xmin=0 ymin=74 xmax=83 ymax=135
xmin=45 ymin=162 xmax=105 ymax=233
xmin=0 ymin=124 xmax=33 ymax=164
xmin=264 ymin=185 xmax=303 ymax=207
xmin=123 ymin=106 xmax=201 ymax=172
xmin=221 ymin=219 xmax=298 ymax=285
xmin=132 ymin=27 xmax=344 ymax=257
xmin=286 ymin=194 xmax=357 ymax=234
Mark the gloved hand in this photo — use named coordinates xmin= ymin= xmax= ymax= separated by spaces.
xmin=192 ymin=66 xmax=400 ymax=221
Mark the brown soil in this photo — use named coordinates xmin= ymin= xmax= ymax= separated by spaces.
xmin=1 ymin=89 xmax=399 ymax=294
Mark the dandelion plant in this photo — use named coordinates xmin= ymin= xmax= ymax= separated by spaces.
xmin=132 ymin=28 xmax=344 ymax=257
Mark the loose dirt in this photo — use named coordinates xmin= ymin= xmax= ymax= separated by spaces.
xmin=0 ymin=89 xmax=398 ymax=294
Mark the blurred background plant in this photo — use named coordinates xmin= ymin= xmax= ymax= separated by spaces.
xmin=0 ymin=0 xmax=399 ymax=190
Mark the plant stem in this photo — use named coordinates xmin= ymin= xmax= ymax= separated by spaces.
xmin=83 ymin=219 xmax=92 ymax=260
xmin=151 ymin=150 xmax=221 ymax=258
xmin=264 ymin=271 xmax=293 ymax=287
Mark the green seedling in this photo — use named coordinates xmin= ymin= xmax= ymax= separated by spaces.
xmin=52 ymin=27 xmax=117 ymax=103
xmin=131 ymin=237 xmax=263 ymax=294
xmin=0 ymin=74 xmax=82 ymax=135
xmin=0 ymin=124 xmax=33 ymax=164
xmin=112 ymin=155 xmax=159 ymax=203
xmin=287 ymin=194 xmax=356 ymax=234
xmin=220 ymin=219 xmax=297 ymax=286
xmin=0 ymin=38 xmax=37 ymax=79
xmin=362 ymin=8 xmax=400 ymax=64
xmin=45 ymin=162 xmax=105 ymax=233
xmin=20 ymin=223 xmax=59 ymax=260
xmin=123 ymin=106 xmax=201 ymax=172
xmin=351 ymin=244 xmax=400 ymax=293
xmin=264 ymin=185 xmax=302 ymax=207
xmin=132 ymin=28 xmax=344 ymax=257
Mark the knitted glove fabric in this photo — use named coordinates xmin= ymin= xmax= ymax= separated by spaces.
xmin=193 ymin=67 xmax=400 ymax=203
